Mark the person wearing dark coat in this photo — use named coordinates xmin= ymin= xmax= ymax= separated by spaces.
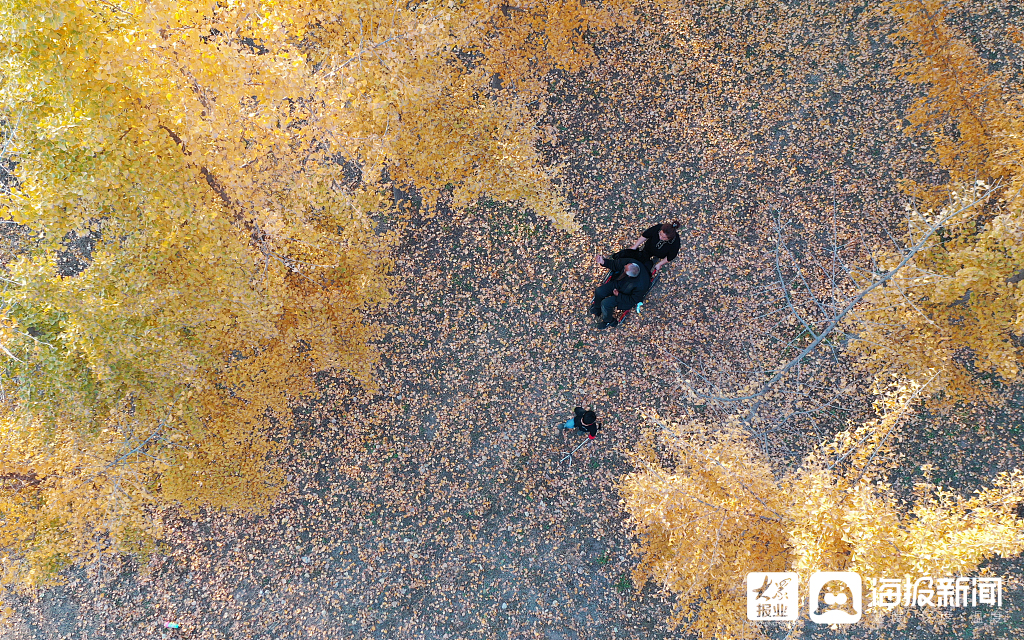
xmin=629 ymin=220 xmax=681 ymax=273
xmin=589 ymin=254 xmax=651 ymax=329
xmin=560 ymin=407 xmax=600 ymax=439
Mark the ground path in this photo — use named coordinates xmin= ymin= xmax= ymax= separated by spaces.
xmin=4 ymin=1 xmax=1024 ymax=639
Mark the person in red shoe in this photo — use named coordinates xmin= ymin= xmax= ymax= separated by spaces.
xmin=560 ymin=407 xmax=600 ymax=439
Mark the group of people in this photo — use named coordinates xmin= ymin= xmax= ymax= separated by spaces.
xmin=589 ymin=220 xmax=680 ymax=329
xmin=561 ymin=220 xmax=683 ymax=442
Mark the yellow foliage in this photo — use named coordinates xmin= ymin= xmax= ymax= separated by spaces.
xmin=621 ymin=416 xmax=789 ymax=638
xmin=622 ymin=385 xmax=1024 ymax=637
xmin=850 ymin=0 xmax=1024 ymax=405
xmin=0 ymin=0 xmax=637 ymax=592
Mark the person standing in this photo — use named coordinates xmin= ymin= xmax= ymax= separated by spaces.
xmin=560 ymin=407 xmax=600 ymax=439
xmin=629 ymin=220 xmax=681 ymax=273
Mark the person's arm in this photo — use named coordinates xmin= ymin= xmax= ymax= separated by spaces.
xmin=665 ymin=240 xmax=679 ymax=265
xmin=635 ymin=226 xmax=660 ymax=252
xmin=615 ymin=281 xmax=643 ymax=307
xmin=603 ymin=257 xmax=626 ymax=273
xmin=608 ymin=258 xmax=627 ymax=297
xmin=596 ymin=254 xmax=614 ymax=270
xmin=654 ymin=258 xmax=669 ymax=272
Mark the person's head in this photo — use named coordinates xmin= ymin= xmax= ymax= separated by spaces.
xmin=582 ymin=411 xmax=597 ymax=426
xmin=659 ymin=220 xmax=680 ymax=242
xmin=624 ymin=263 xmax=640 ymax=277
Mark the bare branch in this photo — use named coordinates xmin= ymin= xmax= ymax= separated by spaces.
xmin=688 ymin=183 xmax=997 ymax=416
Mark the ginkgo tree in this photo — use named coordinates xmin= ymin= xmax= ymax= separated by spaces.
xmin=671 ymin=0 xmax=1024 ymax=424
xmin=622 ymin=386 xmax=1024 ymax=639
xmin=622 ymin=4 xmax=1024 ymax=636
xmin=848 ymin=0 xmax=1024 ymax=405
xmin=0 ymin=0 xmax=642 ymax=592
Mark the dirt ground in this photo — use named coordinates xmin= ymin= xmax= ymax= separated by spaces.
xmin=3 ymin=1 xmax=1024 ymax=639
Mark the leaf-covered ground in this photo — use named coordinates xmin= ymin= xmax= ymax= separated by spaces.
xmin=4 ymin=1 xmax=1024 ymax=639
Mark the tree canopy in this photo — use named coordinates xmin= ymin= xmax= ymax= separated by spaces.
xmin=0 ymin=0 xmax=638 ymax=590
xmin=622 ymin=392 xmax=1024 ymax=639
xmin=623 ymin=2 xmax=1024 ymax=635
xmin=849 ymin=0 xmax=1024 ymax=405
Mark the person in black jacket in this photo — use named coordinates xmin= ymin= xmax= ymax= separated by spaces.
xmin=629 ymin=220 xmax=681 ymax=273
xmin=589 ymin=254 xmax=651 ymax=329
xmin=560 ymin=407 xmax=600 ymax=439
